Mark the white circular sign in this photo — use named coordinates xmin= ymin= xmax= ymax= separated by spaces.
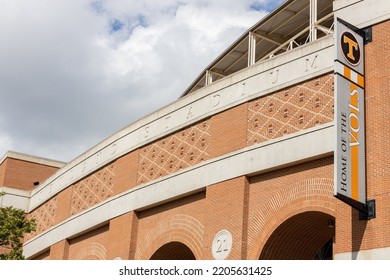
xmin=212 ymin=230 xmax=233 ymax=260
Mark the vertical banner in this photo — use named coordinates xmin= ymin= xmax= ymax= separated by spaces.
xmin=334 ymin=18 xmax=366 ymax=206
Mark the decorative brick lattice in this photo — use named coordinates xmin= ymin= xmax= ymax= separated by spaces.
xmin=137 ymin=120 xmax=211 ymax=184
xmin=247 ymin=74 xmax=334 ymax=145
xmin=25 ymin=197 xmax=57 ymax=240
xmin=70 ymin=164 xmax=115 ymax=215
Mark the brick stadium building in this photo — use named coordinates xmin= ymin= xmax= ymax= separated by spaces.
xmin=1 ymin=0 xmax=390 ymax=260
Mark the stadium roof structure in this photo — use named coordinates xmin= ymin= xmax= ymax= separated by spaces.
xmin=180 ymin=0 xmax=334 ymax=97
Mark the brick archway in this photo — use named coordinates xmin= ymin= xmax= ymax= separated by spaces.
xmin=247 ymin=178 xmax=336 ymax=259
xmin=135 ymin=214 xmax=204 ymax=260
xmin=150 ymin=242 xmax=196 ymax=260
xmin=260 ymin=211 xmax=335 ymax=259
xmin=73 ymin=242 xmax=107 ymax=260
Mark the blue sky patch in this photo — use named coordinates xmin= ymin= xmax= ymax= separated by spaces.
xmin=250 ymin=0 xmax=284 ymax=12
xmin=125 ymin=15 xmax=149 ymax=34
xmin=111 ymin=19 xmax=124 ymax=32
xmin=137 ymin=14 xmax=148 ymax=28
xmin=90 ymin=0 xmax=105 ymax=15
xmin=108 ymin=15 xmax=150 ymax=39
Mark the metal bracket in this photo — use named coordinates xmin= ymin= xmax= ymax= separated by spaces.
xmin=334 ymin=194 xmax=376 ymax=220
xmin=363 ymin=26 xmax=372 ymax=44
xmin=359 ymin=199 xmax=376 ymax=220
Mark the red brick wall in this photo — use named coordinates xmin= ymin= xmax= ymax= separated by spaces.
xmin=0 ymin=160 xmax=6 ymax=186
xmin=210 ymin=104 xmax=248 ymax=157
xmin=247 ymin=157 xmax=336 ymax=259
xmin=114 ymin=150 xmax=139 ymax=195
xmin=134 ymin=192 xmax=207 ymax=260
xmin=31 ymin=250 xmax=50 ymax=260
xmin=1 ymin=158 xmax=59 ymax=191
xmin=49 ymin=240 xmax=69 ymax=260
xmin=203 ymin=177 xmax=250 ymax=259
xmin=106 ymin=212 xmax=137 ymax=260
xmin=67 ymin=224 xmax=109 ymax=260
xmin=0 ymin=246 xmax=10 ymax=257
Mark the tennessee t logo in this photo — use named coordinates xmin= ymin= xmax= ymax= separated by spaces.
xmin=343 ymin=35 xmax=359 ymax=60
xmin=341 ymin=31 xmax=361 ymax=66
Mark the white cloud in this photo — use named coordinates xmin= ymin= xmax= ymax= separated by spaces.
xmin=0 ymin=132 xmax=13 ymax=157
xmin=0 ymin=0 xmax=278 ymax=162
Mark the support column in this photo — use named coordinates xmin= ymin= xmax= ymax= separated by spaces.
xmin=106 ymin=211 xmax=138 ymax=260
xmin=248 ymin=32 xmax=256 ymax=66
xmin=310 ymin=0 xmax=318 ymax=42
xmin=49 ymin=240 xmax=69 ymax=260
xmin=205 ymin=70 xmax=213 ymax=86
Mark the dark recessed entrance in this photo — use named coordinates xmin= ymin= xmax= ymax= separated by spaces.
xmin=260 ymin=211 xmax=335 ymax=260
xmin=150 ymin=242 xmax=196 ymax=260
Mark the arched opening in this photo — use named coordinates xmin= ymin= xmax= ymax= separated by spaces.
xmin=150 ymin=242 xmax=196 ymax=260
xmin=259 ymin=211 xmax=335 ymax=260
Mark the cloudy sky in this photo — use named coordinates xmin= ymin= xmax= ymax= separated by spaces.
xmin=0 ymin=0 xmax=284 ymax=163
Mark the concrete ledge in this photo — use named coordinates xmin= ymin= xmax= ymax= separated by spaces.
xmin=334 ymin=0 xmax=390 ymax=28
xmin=0 ymin=151 xmax=65 ymax=168
xmin=0 ymin=186 xmax=30 ymax=211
